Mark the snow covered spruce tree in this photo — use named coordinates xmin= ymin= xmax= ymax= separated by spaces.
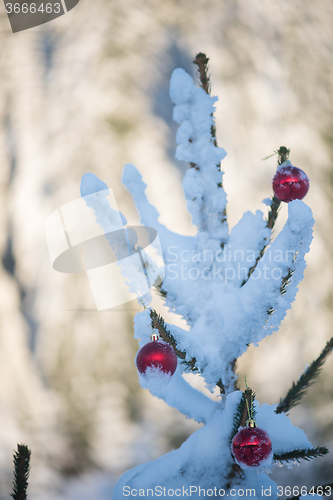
xmin=110 ymin=54 xmax=333 ymax=498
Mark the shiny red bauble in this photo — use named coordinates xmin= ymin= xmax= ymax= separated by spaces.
xmin=136 ymin=340 xmax=177 ymax=376
xmin=272 ymin=163 xmax=309 ymax=203
xmin=232 ymin=427 xmax=272 ymax=467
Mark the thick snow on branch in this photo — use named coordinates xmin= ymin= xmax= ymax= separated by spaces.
xmin=263 ymin=200 xmax=314 ymax=333
xmin=113 ymin=65 xmax=316 ymax=492
xmin=122 ymin=163 xmax=195 ymax=259
xmin=170 ymin=69 xmax=227 ymax=243
xmin=134 ymin=309 xmax=218 ymax=423
xmin=80 ymin=172 xmax=154 ymax=305
xmin=227 ymin=210 xmax=271 ymax=287
xmin=123 ymin=74 xmax=314 ymax=393
xmin=145 ymin=370 xmax=219 ymax=424
xmin=239 ymin=200 xmax=314 ymax=342
xmin=160 ymin=200 xmax=314 ymax=389
xmin=113 ymin=392 xmax=312 ymax=499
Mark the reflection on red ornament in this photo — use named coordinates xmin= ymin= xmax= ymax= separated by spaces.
xmin=136 ymin=340 xmax=177 ymax=376
xmin=273 ymin=164 xmax=309 ymax=203
xmin=232 ymin=427 xmax=272 ymax=467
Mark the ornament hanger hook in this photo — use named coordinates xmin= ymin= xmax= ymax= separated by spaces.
xmin=139 ymin=299 xmax=147 ymax=310
xmin=244 ymin=376 xmax=257 ymax=428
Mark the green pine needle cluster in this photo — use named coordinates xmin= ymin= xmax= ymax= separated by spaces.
xmin=150 ymin=309 xmax=197 ymax=372
xmin=276 ymin=336 xmax=333 ymax=414
xmin=229 ymin=393 xmax=247 ymax=445
xmin=273 ymin=446 xmax=329 ymax=464
xmin=229 ymin=388 xmax=256 ymax=446
xmin=10 ymin=444 xmax=31 ymax=500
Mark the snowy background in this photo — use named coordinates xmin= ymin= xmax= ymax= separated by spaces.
xmin=0 ymin=0 xmax=333 ymax=498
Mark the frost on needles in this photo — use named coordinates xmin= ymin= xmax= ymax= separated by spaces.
xmin=79 ymin=53 xmax=332 ymax=498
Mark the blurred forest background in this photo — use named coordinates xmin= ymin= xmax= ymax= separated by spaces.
xmin=0 ymin=0 xmax=333 ymax=498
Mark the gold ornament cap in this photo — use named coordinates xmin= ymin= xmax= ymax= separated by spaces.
xmin=245 ymin=418 xmax=257 ymax=428
xmin=150 ymin=332 xmax=161 ymax=341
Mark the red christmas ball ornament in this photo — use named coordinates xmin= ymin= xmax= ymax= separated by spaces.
xmin=272 ymin=162 xmax=309 ymax=203
xmin=232 ymin=426 xmax=272 ymax=468
xmin=136 ymin=334 xmax=177 ymax=389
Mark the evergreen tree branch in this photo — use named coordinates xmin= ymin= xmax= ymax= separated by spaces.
xmin=267 ymin=195 xmax=282 ymax=231
xmin=228 ymin=388 xmax=257 ymax=487
xmin=150 ymin=309 xmax=197 ymax=371
xmin=230 ymin=358 xmax=239 ymax=390
xmin=241 ymin=197 xmax=280 ymax=286
xmin=216 ymin=379 xmax=225 ymax=395
xmin=266 ymin=147 xmax=289 ymax=230
xmin=193 ymin=53 xmax=211 ymax=95
xmin=229 ymin=388 xmax=256 ymax=445
xmin=192 ymin=53 xmax=225 ymax=201
xmin=150 ymin=309 xmax=227 ymax=393
xmin=191 ymin=53 xmax=227 ymax=236
xmin=242 ymin=146 xmax=290 ymax=286
xmin=154 ymin=283 xmax=167 ymax=299
xmin=280 ymin=268 xmax=295 ymax=295
xmin=273 ymin=446 xmax=329 ymax=464
xmin=10 ymin=444 xmax=31 ymax=500
xmin=265 ymin=267 xmax=295 ymax=317
xmin=225 ymin=463 xmax=244 ymax=490
xmin=229 ymin=392 xmax=246 ymax=445
xmin=193 ymin=53 xmax=217 ymax=147
xmin=240 ymin=388 xmax=256 ymax=427
xmin=226 ymin=394 xmax=247 ymax=490
xmin=276 ymin=336 xmax=333 ymax=414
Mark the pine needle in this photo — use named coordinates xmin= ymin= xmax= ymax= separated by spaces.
xmin=193 ymin=52 xmax=211 ymax=96
xmin=273 ymin=446 xmax=329 ymax=464
xmin=10 ymin=444 xmax=31 ymax=500
xmin=150 ymin=309 xmax=197 ymax=370
xmin=229 ymin=393 xmax=246 ymax=445
xmin=229 ymin=388 xmax=256 ymax=445
xmin=267 ymin=195 xmax=282 ymax=231
xmin=276 ymin=336 xmax=333 ymax=414
xmin=280 ymin=268 xmax=295 ymax=295
xmin=262 ymin=146 xmax=290 ymax=164
xmin=266 ymin=146 xmax=290 ymax=229
xmin=242 ymin=147 xmax=293 ymax=287
xmin=154 ymin=283 xmax=167 ymax=299
xmin=150 ymin=309 xmax=227 ymax=393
